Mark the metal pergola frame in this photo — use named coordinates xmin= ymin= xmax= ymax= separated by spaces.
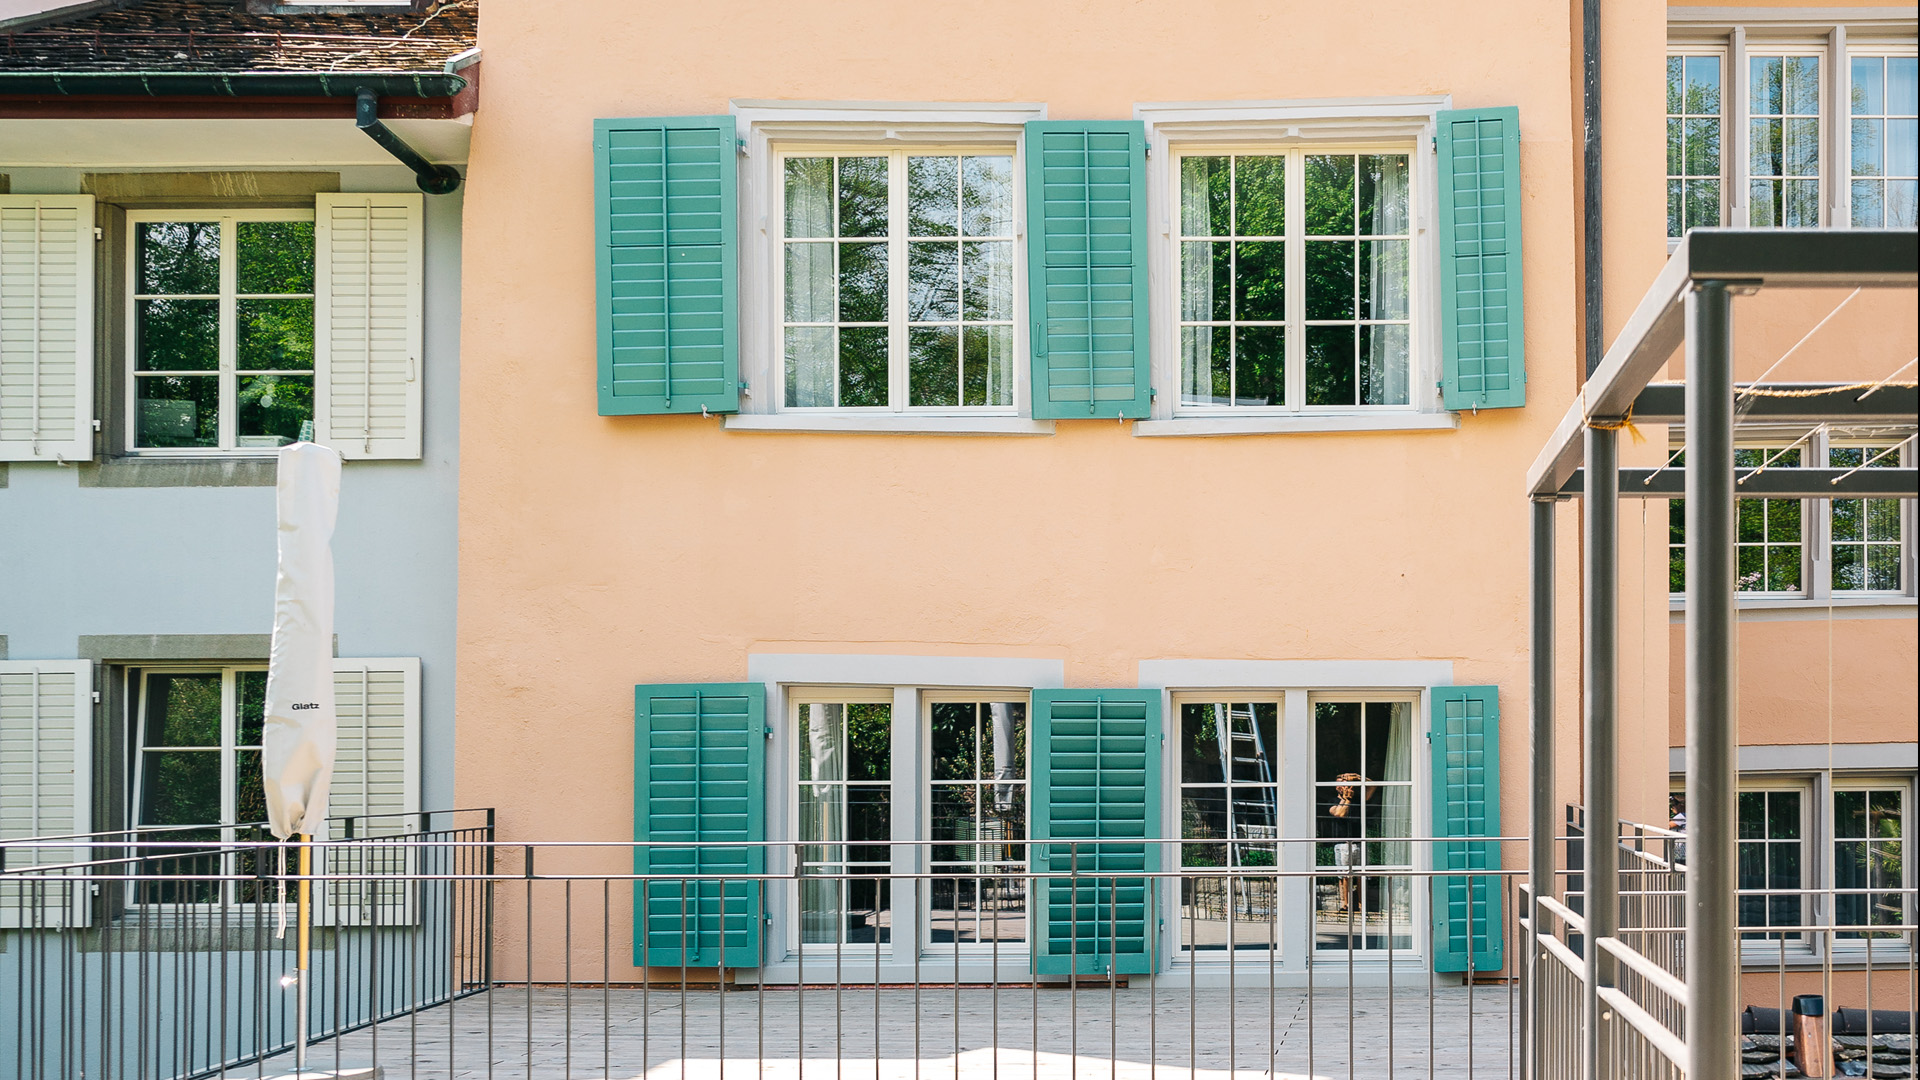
xmin=1523 ymin=228 xmax=1919 ymax=1080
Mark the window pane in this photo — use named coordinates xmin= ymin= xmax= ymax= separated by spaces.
xmin=145 ymin=673 xmax=222 ymax=746
xmin=1687 ymin=55 xmax=1722 ymax=113
xmin=961 ymin=325 xmax=1012 ymax=407
xmin=1684 ymin=118 xmax=1721 ymax=175
xmin=1181 ymin=241 xmax=1230 ymax=322
xmin=1855 ymin=56 xmax=1886 ymax=115
xmin=1768 ymin=791 xmax=1801 ymax=839
xmin=798 ymin=703 xmax=844 ymax=783
xmin=785 ymin=158 xmax=833 ymax=238
xmin=1739 ymin=791 xmax=1765 ymax=839
xmin=237 ymin=374 xmax=313 ymax=445
xmin=1234 ymin=326 xmax=1284 ymax=406
xmin=1181 ymin=326 xmax=1229 ymax=406
xmin=960 ymin=156 xmax=1014 ymax=238
xmin=136 ymin=298 xmax=219 ymax=372
xmin=1233 ymin=155 xmax=1286 ymax=237
xmin=1785 ymin=57 xmax=1820 ymax=116
xmin=837 ymin=157 xmax=889 ymax=238
xmin=1304 ymin=155 xmax=1355 ymax=235
xmin=1305 ymin=325 xmax=1356 ymax=406
xmin=138 ymin=221 xmax=220 ymax=295
xmin=906 ymin=241 xmax=958 ymax=322
xmin=1752 ymin=56 xmax=1783 ymax=115
xmin=1359 ymin=324 xmax=1410 ymax=406
xmin=784 ymin=243 xmax=834 ymax=323
xmin=783 ymin=326 xmax=833 ymax=407
xmin=929 ymin=703 xmax=975 ymax=782
xmin=235 ymin=221 xmax=315 ymax=294
xmin=961 ymin=241 xmax=1012 ymax=322
xmin=136 ymin=375 xmax=218 ymax=448
xmin=236 ymin=298 xmax=315 ymax=371
xmin=1303 ymin=240 xmax=1354 ymax=321
xmin=1180 ymin=156 xmax=1231 ymax=237
xmin=234 ymin=749 xmax=266 ymax=825
xmin=1357 ymin=155 xmax=1410 ymax=236
xmin=845 ymin=703 xmax=891 ymax=781
xmin=139 ymin=751 xmax=222 ymax=826
xmin=837 ymin=241 xmax=888 ymax=323
xmin=1235 ymin=240 xmax=1287 ymax=321
xmin=235 ymin=671 xmax=266 ymax=746
xmin=838 ymin=326 xmax=888 ymax=407
xmin=1359 ymin=240 xmax=1409 ymax=321
xmin=1314 ymin=702 xmax=1362 ymax=783
xmin=907 ymin=156 xmax=959 ymax=237
xmin=1854 ymin=118 xmax=1885 ymax=176
xmin=907 ymin=325 xmax=958 ymax=407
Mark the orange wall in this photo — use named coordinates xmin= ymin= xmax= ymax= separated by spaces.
xmin=1670 ymin=614 xmax=1920 ymax=746
xmin=458 ymin=0 xmax=1672 ymax=977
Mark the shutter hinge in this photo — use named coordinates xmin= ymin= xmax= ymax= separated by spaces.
xmin=737 ymin=137 xmax=748 ymax=157
xmin=740 ymin=381 xmax=751 ymax=396
xmin=93 ymin=227 xmax=104 ymax=241
xmin=765 ymin=726 xmax=773 ymax=739
xmin=92 ymin=419 xmax=102 ymax=431
xmin=92 ymin=691 xmax=102 ymax=703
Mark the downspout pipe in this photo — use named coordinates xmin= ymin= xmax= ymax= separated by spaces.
xmin=1583 ymin=0 xmax=1602 ymax=375
xmin=356 ymin=86 xmax=461 ymax=195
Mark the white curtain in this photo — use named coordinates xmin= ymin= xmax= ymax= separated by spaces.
xmin=1361 ymin=156 xmax=1412 ymax=405
xmin=783 ymin=158 xmax=835 ymax=406
xmin=800 ymin=703 xmax=844 ymax=942
xmin=1179 ymin=159 xmax=1218 ymax=403
xmin=1378 ymin=701 xmax=1413 ymax=868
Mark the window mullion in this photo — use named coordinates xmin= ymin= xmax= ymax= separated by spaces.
xmin=1810 ymin=428 xmax=1832 ymax=601
xmin=219 ymin=217 xmax=237 ymax=451
xmin=1830 ymin=26 xmax=1850 ymax=228
xmin=1731 ymin=27 xmax=1751 ymax=225
xmin=219 ymin=669 xmax=236 ymax=829
xmin=1286 ymin=150 xmax=1306 ymax=411
xmin=890 ymin=150 xmax=909 ymax=412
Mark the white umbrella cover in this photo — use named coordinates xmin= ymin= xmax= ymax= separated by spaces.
xmin=262 ymin=441 xmax=342 ymax=841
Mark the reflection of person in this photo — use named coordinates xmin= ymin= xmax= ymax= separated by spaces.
xmin=1667 ymin=793 xmax=1687 ymax=865
xmin=1327 ymin=773 xmax=1375 ymax=912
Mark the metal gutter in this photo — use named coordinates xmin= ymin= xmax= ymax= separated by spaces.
xmin=0 ymin=69 xmax=465 ymax=97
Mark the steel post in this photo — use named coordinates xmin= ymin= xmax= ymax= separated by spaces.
xmin=1686 ymin=279 xmax=1739 ymax=1080
xmin=1528 ymin=495 xmax=1556 ymax=1080
xmin=1581 ymin=423 xmax=1619 ymax=1080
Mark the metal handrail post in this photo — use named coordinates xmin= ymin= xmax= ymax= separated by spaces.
xmin=1686 ymin=279 xmax=1739 ymax=1080
xmin=1582 ymin=422 xmax=1619 ymax=1080
xmin=1529 ymin=494 xmax=1557 ymax=1080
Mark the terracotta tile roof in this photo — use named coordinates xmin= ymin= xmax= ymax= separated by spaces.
xmin=0 ymin=0 xmax=476 ymax=74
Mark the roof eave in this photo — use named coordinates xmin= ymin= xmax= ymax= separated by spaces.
xmin=0 ymin=69 xmax=467 ymax=97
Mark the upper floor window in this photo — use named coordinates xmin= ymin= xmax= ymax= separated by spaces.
xmin=129 ymin=212 xmax=316 ymax=451
xmin=1175 ymin=150 xmax=1414 ymax=410
xmin=1668 ymin=53 xmax=1726 ymax=238
xmin=1748 ymin=52 xmax=1824 ymax=227
xmin=131 ymin=667 xmax=267 ymax=905
xmin=780 ymin=150 xmax=1017 ymax=411
xmin=1849 ymin=53 xmax=1919 ymax=228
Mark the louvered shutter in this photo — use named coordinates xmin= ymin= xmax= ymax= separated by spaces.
xmin=596 ymin=117 xmax=739 ymax=416
xmin=1437 ymin=107 xmax=1525 ymax=411
xmin=1430 ymin=684 xmax=1503 ymax=973
xmin=320 ymin=658 xmax=420 ymax=927
xmin=1025 ymin=122 xmax=1151 ymax=420
xmin=1030 ymin=688 xmax=1160 ymax=976
xmin=0 ymin=196 xmax=95 ymax=462
xmin=634 ymin=682 xmax=765 ymax=968
xmin=315 ymin=193 xmax=424 ymax=460
xmin=0 ymin=660 xmax=93 ymax=928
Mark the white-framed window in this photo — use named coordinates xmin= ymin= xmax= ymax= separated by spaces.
xmin=1312 ymin=696 xmax=1415 ymax=954
xmin=126 ymin=210 xmax=316 ymax=452
xmin=1171 ymin=146 xmax=1416 ymax=411
xmin=130 ymin=666 xmax=268 ymax=905
xmin=924 ymin=694 xmax=1029 ymax=952
xmin=1847 ymin=50 xmax=1919 ymax=228
xmin=1832 ymin=779 xmax=1911 ymax=944
xmin=1738 ymin=784 xmax=1809 ymax=942
xmin=792 ymin=688 xmax=895 ymax=948
xmin=1175 ymin=695 xmax=1282 ymax=956
xmin=1830 ymin=439 xmax=1911 ymax=593
xmin=1748 ymin=49 xmax=1826 ymax=227
xmin=1668 ymin=48 xmax=1728 ymax=239
xmin=777 ymin=147 xmax=1018 ymax=412
xmin=1665 ymin=23 xmax=1920 ymax=236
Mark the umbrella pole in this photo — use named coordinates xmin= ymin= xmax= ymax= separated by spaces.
xmin=297 ymin=833 xmax=311 ymax=1074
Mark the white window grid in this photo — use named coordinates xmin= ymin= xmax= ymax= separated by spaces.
xmin=128 ymin=665 xmax=268 ymax=908
xmin=1829 ymin=438 xmax=1911 ymax=594
xmin=1831 ymin=779 xmax=1911 ymax=944
xmin=1847 ymin=48 xmax=1920 ymax=228
xmin=1747 ymin=49 xmax=1827 ymax=227
xmin=124 ymin=209 xmax=316 ymax=455
xmin=1169 ymin=144 xmax=1419 ymax=414
xmin=921 ymin=692 xmax=1030 ymax=955
xmin=1668 ymin=47 xmax=1730 ymax=240
xmin=1173 ymin=695 xmax=1284 ymax=957
xmin=1665 ymin=26 xmax=1920 ymax=238
xmin=1308 ymin=694 xmax=1418 ymax=957
xmin=777 ymin=146 xmax=1019 ymax=414
xmin=790 ymin=688 xmax=896 ymax=952
xmin=1737 ymin=785 xmax=1809 ymax=942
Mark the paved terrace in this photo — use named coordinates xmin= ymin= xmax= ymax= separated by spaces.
xmin=282 ymin=984 xmax=1518 ymax=1079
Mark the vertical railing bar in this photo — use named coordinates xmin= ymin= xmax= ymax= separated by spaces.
xmin=566 ymin=876 xmax=574 ymax=1080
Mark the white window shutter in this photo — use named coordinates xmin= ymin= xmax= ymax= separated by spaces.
xmin=314 ymin=194 xmax=424 ymax=461
xmin=0 ymin=660 xmax=93 ymax=928
xmin=0 ymin=196 xmax=96 ymax=463
xmin=321 ymin=657 xmax=420 ymax=926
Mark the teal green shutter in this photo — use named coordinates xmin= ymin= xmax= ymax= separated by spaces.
xmin=1437 ymin=107 xmax=1526 ymax=411
xmin=634 ymin=682 xmax=765 ymax=967
xmin=1025 ymin=122 xmax=1151 ymax=420
xmin=1030 ymin=688 xmax=1161 ymax=975
xmin=1429 ymin=685 xmax=1503 ymax=974
xmin=595 ymin=116 xmax=739 ymax=416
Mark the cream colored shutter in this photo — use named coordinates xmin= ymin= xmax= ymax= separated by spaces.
xmin=0 ymin=660 xmax=93 ymax=928
xmin=321 ymin=657 xmax=420 ymax=925
xmin=0 ymin=196 xmax=95 ymax=463
xmin=314 ymin=194 xmax=423 ymax=461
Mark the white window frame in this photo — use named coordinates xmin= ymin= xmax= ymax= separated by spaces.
xmin=919 ymin=689 xmax=1032 ymax=958
xmin=1744 ymin=43 xmax=1831 ymax=228
xmin=1170 ymin=691 xmax=1286 ymax=961
xmin=1136 ymin=98 xmax=1451 ymax=434
xmin=1666 ymin=15 xmax=1920 ymax=240
xmin=1732 ymin=778 xmax=1816 ymax=953
xmin=1828 ymin=774 xmax=1914 ymax=958
xmin=128 ymin=664 xmax=268 ymax=909
xmin=728 ymin=102 xmax=1053 ymax=436
xmin=1824 ymin=435 xmax=1915 ymax=596
xmin=123 ymin=208 xmax=317 ymax=456
xmin=1307 ymin=691 xmax=1422 ymax=963
xmin=787 ymin=684 xmax=899 ymax=959
xmin=1666 ymin=44 xmax=1733 ymax=243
